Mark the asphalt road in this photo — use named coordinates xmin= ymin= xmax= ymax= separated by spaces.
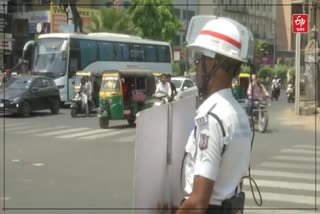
xmin=0 ymin=90 xmax=319 ymax=214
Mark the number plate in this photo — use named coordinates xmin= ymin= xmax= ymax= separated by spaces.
xmin=0 ymin=103 xmax=4 ymax=107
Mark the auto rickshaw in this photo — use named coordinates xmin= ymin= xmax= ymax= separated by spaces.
xmin=71 ymin=71 xmax=102 ymax=117
xmin=97 ymin=70 xmax=156 ymax=129
xmin=232 ymin=72 xmax=251 ymax=101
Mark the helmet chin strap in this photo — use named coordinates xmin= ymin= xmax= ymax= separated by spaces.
xmin=198 ymin=55 xmax=226 ymax=102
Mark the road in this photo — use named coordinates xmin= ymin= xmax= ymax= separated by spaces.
xmin=0 ymin=90 xmax=319 ymax=214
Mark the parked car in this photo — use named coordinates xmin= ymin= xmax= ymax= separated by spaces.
xmin=0 ymin=75 xmax=61 ymax=117
xmin=171 ymin=77 xmax=198 ymax=101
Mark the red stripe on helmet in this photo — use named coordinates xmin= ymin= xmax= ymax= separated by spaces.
xmin=200 ymin=30 xmax=241 ymax=49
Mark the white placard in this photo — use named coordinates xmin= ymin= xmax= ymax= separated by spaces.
xmin=169 ymin=96 xmax=196 ymax=208
xmin=133 ymin=103 xmax=170 ymax=214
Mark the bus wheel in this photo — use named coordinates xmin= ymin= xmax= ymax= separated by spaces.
xmin=127 ymin=118 xmax=135 ymax=127
xmin=99 ymin=117 xmax=109 ymax=129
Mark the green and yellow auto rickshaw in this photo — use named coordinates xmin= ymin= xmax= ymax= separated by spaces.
xmin=97 ymin=70 xmax=156 ymax=129
xmin=232 ymin=72 xmax=251 ymax=101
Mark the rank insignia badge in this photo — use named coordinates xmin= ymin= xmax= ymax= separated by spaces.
xmin=199 ymin=134 xmax=209 ymax=150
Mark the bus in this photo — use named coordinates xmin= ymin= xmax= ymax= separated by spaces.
xmin=22 ymin=33 xmax=173 ymax=104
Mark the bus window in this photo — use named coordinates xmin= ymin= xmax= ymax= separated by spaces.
xmin=129 ymin=44 xmax=144 ymax=62
xmin=115 ymin=43 xmax=129 ymax=61
xmin=80 ymin=39 xmax=98 ymax=69
xmin=98 ymin=42 xmax=115 ymax=61
xmin=157 ymin=46 xmax=170 ymax=63
xmin=144 ymin=45 xmax=157 ymax=62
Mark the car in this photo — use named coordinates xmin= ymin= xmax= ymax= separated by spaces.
xmin=0 ymin=75 xmax=61 ymax=117
xmin=171 ymin=77 xmax=198 ymax=101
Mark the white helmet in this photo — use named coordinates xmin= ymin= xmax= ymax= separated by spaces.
xmin=186 ymin=16 xmax=254 ymax=63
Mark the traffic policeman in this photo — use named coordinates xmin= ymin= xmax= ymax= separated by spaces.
xmin=177 ymin=16 xmax=254 ymax=214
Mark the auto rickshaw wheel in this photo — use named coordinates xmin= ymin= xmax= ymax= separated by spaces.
xmin=127 ymin=118 xmax=135 ymax=127
xmin=71 ymin=108 xmax=77 ymax=118
xmin=99 ymin=117 xmax=109 ymax=129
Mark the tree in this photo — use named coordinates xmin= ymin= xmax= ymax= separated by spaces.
xmin=128 ymin=0 xmax=182 ymax=42
xmin=257 ymin=65 xmax=273 ymax=79
xmin=87 ymin=8 xmax=141 ymax=35
xmin=254 ymin=39 xmax=268 ymax=68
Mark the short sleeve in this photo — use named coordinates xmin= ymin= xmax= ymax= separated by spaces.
xmin=193 ymin=116 xmax=224 ymax=181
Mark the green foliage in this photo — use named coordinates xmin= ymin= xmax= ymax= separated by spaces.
xmin=274 ymin=64 xmax=288 ymax=80
xmin=172 ymin=63 xmax=182 ymax=76
xmin=254 ymin=39 xmax=268 ymax=68
xmin=257 ymin=65 xmax=273 ymax=79
xmin=128 ymin=0 xmax=182 ymax=42
xmin=240 ymin=64 xmax=250 ymax=74
xmin=287 ymin=67 xmax=295 ymax=77
xmin=87 ymin=8 xmax=141 ymax=35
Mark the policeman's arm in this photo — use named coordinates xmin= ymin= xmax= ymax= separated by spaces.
xmin=177 ymin=119 xmax=223 ymax=214
xmin=176 ymin=176 xmax=214 ymax=214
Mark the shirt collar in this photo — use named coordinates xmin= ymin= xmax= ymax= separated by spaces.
xmin=196 ymin=88 xmax=233 ymax=115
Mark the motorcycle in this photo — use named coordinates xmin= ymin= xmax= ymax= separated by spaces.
xmin=248 ymin=98 xmax=269 ymax=133
xmin=271 ymin=84 xmax=280 ymax=101
xmin=70 ymin=92 xmax=95 ymax=117
xmin=286 ymin=84 xmax=295 ymax=103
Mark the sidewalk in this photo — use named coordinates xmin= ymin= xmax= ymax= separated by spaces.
xmin=276 ymin=105 xmax=319 ymax=132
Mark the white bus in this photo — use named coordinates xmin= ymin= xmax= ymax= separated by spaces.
xmin=22 ymin=33 xmax=173 ymax=104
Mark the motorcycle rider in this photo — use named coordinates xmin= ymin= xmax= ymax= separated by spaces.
xmin=155 ymin=73 xmax=172 ymax=98
xmin=247 ymin=75 xmax=269 ymax=116
xmin=177 ymin=17 xmax=253 ymax=214
xmin=271 ymin=75 xmax=281 ymax=100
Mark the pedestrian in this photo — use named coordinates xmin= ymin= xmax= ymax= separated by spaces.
xmin=177 ymin=16 xmax=253 ymax=214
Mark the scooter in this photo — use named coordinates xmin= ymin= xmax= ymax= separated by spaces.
xmin=286 ymin=84 xmax=295 ymax=103
xmin=271 ymin=84 xmax=280 ymax=101
xmin=152 ymin=92 xmax=171 ymax=106
xmin=70 ymin=92 xmax=94 ymax=117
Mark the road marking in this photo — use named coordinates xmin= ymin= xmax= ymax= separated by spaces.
xmin=17 ymin=126 xmax=69 ymax=134
xmin=2 ymin=124 xmax=26 ymax=128
xmin=0 ymin=122 xmax=27 ymax=129
xmin=78 ymin=129 xmax=134 ymax=140
xmin=5 ymin=125 xmax=38 ymax=132
xmin=250 ymin=169 xmax=319 ymax=181
xmin=243 ymin=179 xmax=315 ymax=191
xmin=245 ymin=192 xmax=319 ymax=206
xmin=272 ymin=155 xmax=319 ymax=163
xmin=35 ymin=128 xmax=91 ymax=137
xmin=293 ymin=144 xmax=320 ymax=150
xmin=281 ymin=148 xmax=318 ymax=155
xmin=57 ymin=129 xmax=113 ymax=139
xmin=260 ymin=162 xmax=316 ymax=170
xmin=114 ymin=134 xmax=136 ymax=142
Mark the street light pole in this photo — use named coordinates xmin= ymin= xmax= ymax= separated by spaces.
xmin=185 ymin=0 xmax=189 ymax=77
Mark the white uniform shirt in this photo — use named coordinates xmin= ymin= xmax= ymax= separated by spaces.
xmin=155 ymin=82 xmax=172 ymax=96
xmin=183 ymin=88 xmax=252 ymax=205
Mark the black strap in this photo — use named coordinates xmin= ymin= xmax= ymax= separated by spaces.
xmin=208 ymin=112 xmax=227 ymax=156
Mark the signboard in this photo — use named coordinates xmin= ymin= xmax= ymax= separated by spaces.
xmin=51 ymin=5 xmax=100 ymax=33
xmin=0 ymin=0 xmax=7 ymax=14
xmin=292 ymin=14 xmax=308 ymax=33
xmin=0 ymin=39 xmax=12 ymax=51
xmin=0 ymin=13 xmax=12 ymax=34
xmin=174 ymin=51 xmax=181 ymax=61
xmin=14 ymin=11 xmax=50 ymax=33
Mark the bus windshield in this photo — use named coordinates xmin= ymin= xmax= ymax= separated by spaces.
xmin=101 ymin=77 xmax=120 ymax=92
xmin=32 ymin=38 xmax=68 ymax=78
